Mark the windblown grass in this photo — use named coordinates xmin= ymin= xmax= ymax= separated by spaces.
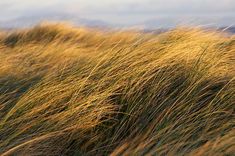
xmin=0 ymin=23 xmax=234 ymax=156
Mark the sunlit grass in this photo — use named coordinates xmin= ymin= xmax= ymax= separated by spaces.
xmin=0 ymin=23 xmax=234 ymax=156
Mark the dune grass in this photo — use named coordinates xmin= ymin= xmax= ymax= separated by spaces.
xmin=0 ymin=23 xmax=234 ymax=156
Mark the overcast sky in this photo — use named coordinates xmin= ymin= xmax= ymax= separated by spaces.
xmin=0 ymin=0 xmax=235 ymax=27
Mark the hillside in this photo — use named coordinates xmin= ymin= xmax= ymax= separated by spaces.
xmin=0 ymin=24 xmax=234 ymax=156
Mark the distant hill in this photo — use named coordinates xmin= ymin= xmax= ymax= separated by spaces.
xmin=1 ymin=14 xmax=235 ymax=36
xmin=220 ymin=27 xmax=235 ymax=34
xmin=1 ymin=12 xmax=235 ymax=32
xmin=0 ymin=13 xmax=109 ymax=29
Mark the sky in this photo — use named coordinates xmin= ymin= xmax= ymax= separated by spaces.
xmin=0 ymin=0 xmax=235 ymax=28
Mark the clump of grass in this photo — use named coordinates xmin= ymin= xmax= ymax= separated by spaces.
xmin=0 ymin=24 xmax=234 ymax=156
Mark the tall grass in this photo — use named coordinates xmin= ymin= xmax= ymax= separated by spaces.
xmin=0 ymin=24 xmax=234 ymax=156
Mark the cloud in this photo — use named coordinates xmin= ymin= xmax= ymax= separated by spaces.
xmin=0 ymin=0 xmax=234 ymax=26
xmin=81 ymin=0 xmax=235 ymax=15
xmin=1 ymin=0 xmax=235 ymax=16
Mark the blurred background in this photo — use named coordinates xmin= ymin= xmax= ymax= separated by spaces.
xmin=0 ymin=0 xmax=234 ymax=30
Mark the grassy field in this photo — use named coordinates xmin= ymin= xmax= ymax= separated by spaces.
xmin=0 ymin=24 xmax=234 ymax=156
